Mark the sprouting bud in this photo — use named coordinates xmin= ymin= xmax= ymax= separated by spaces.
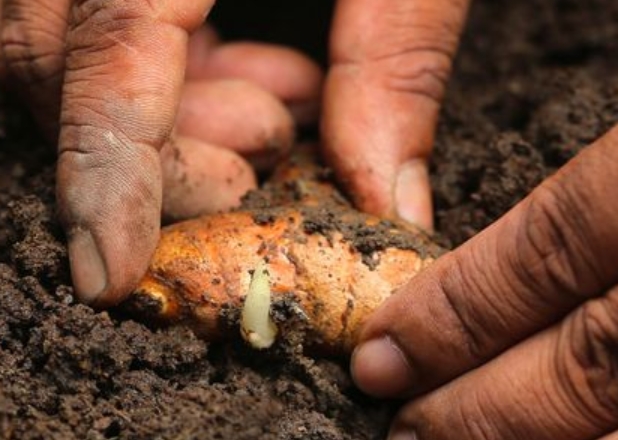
xmin=240 ymin=260 xmax=278 ymax=349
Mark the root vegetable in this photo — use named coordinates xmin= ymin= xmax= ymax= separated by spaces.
xmin=129 ymin=147 xmax=443 ymax=354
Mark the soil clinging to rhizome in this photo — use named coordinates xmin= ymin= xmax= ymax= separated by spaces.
xmin=1 ymin=0 xmax=618 ymax=438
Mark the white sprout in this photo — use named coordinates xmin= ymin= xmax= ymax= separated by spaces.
xmin=240 ymin=260 xmax=278 ymax=349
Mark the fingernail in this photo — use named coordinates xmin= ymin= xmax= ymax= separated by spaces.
xmin=388 ymin=428 xmax=418 ymax=440
xmin=395 ymin=159 xmax=433 ymax=230
xmin=67 ymin=229 xmax=107 ymax=304
xmin=351 ymin=336 xmax=414 ymax=397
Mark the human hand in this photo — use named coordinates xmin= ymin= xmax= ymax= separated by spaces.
xmin=183 ymin=0 xmax=472 ymax=233
xmin=351 ymin=125 xmax=618 ymax=439
xmin=322 ymin=0 xmax=471 ymax=231
xmin=0 ymin=0 xmax=471 ymax=309
xmin=0 ymin=1 xmax=322 ymax=307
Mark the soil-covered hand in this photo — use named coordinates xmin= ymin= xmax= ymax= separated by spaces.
xmin=352 ymin=125 xmax=618 ymax=439
xmin=322 ymin=0 xmax=470 ymax=231
xmin=0 ymin=1 xmax=323 ymax=307
xmin=0 ymin=0 xmax=471 ymax=307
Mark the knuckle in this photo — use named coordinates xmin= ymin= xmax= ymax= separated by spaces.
xmin=566 ymin=289 xmax=618 ymax=420
xmin=371 ymin=18 xmax=460 ymax=103
xmin=61 ymin=98 xmax=118 ymax=144
xmin=435 ymin=252 xmax=490 ymax=362
xmin=59 ymin=114 xmax=153 ymax=169
xmin=61 ymin=90 xmax=172 ymax=149
xmin=459 ymin=393 xmax=505 ymax=440
xmin=512 ymin=179 xmax=603 ymax=305
xmin=71 ymin=0 xmax=211 ymax=34
xmin=332 ymin=9 xmax=460 ymax=106
xmin=408 ymin=388 xmax=503 ymax=440
xmin=376 ymin=50 xmax=451 ymax=104
xmin=58 ymin=122 xmax=129 ymax=175
xmin=1 ymin=4 xmax=65 ymax=85
xmin=68 ymin=1 xmax=145 ymax=53
xmin=344 ymin=43 xmax=453 ymax=107
xmin=72 ymin=0 xmax=150 ymax=24
xmin=57 ymin=124 xmax=161 ymax=223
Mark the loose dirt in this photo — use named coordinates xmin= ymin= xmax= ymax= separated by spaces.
xmin=1 ymin=0 xmax=617 ymax=438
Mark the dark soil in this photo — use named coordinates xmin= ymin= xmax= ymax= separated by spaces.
xmin=245 ymin=148 xmax=444 ymax=264
xmin=1 ymin=0 xmax=617 ymax=439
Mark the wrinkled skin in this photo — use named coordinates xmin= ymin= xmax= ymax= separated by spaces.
xmin=353 ymin=125 xmax=618 ymax=440
xmin=347 ymin=8 xmax=618 ymax=440
xmin=5 ymin=1 xmax=618 ymax=440
xmin=0 ymin=0 xmax=463 ymax=307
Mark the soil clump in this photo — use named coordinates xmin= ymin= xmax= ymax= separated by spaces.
xmin=1 ymin=0 xmax=617 ymax=438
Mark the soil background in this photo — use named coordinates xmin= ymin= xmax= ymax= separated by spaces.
xmin=1 ymin=0 xmax=618 ymax=439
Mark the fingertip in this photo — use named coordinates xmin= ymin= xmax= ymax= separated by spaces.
xmin=67 ymin=223 xmax=159 ymax=310
xmin=333 ymin=156 xmax=434 ymax=231
xmin=57 ymin=130 xmax=163 ymax=310
xmin=322 ymin=131 xmax=434 ymax=230
xmin=351 ymin=336 xmax=416 ymax=398
xmin=395 ymin=159 xmax=434 ymax=231
xmin=67 ymin=228 xmax=108 ymax=305
xmin=161 ymin=136 xmax=257 ymax=221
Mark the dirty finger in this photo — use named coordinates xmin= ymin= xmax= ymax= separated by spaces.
xmin=352 ymin=126 xmax=618 ymax=398
xmin=389 ymin=286 xmax=618 ymax=440
xmin=323 ymin=0 xmax=471 ymax=229
xmin=186 ymin=41 xmax=324 ymax=126
xmin=57 ymin=0 xmax=215 ymax=308
xmin=161 ymin=136 xmax=257 ymax=222
xmin=176 ymin=79 xmax=295 ymax=172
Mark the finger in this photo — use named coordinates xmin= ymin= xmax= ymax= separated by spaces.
xmin=352 ymin=126 xmax=618 ymax=397
xmin=388 ymin=287 xmax=618 ymax=440
xmin=176 ymin=79 xmax=295 ymax=172
xmin=57 ymin=0 xmax=215 ymax=308
xmin=186 ymin=42 xmax=324 ymax=126
xmin=323 ymin=0 xmax=471 ymax=229
xmin=599 ymin=432 xmax=618 ymax=440
xmin=0 ymin=0 xmax=70 ymax=140
xmin=185 ymin=24 xmax=221 ymax=78
xmin=161 ymin=136 xmax=257 ymax=222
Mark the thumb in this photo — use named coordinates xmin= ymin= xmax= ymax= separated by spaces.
xmin=351 ymin=125 xmax=618 ymax=398
xmin=57 ymin=0 xmax=214 ymax=308
xmin=322 ymin=0 xmax=470 ymax=230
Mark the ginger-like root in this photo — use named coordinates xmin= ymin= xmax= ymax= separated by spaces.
xmin=129 ymin=147 xmax=443 ymax=354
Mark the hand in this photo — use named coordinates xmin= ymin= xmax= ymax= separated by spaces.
xmin=351 ymin=126 xmax=618 ymax=439
xmin=0 ymin=0 xmax=471 ymax=309
xmin=322 ymin=0 xmax=470 ymax=230
xmin=0 ymin=1 xmax=322 ymax=307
